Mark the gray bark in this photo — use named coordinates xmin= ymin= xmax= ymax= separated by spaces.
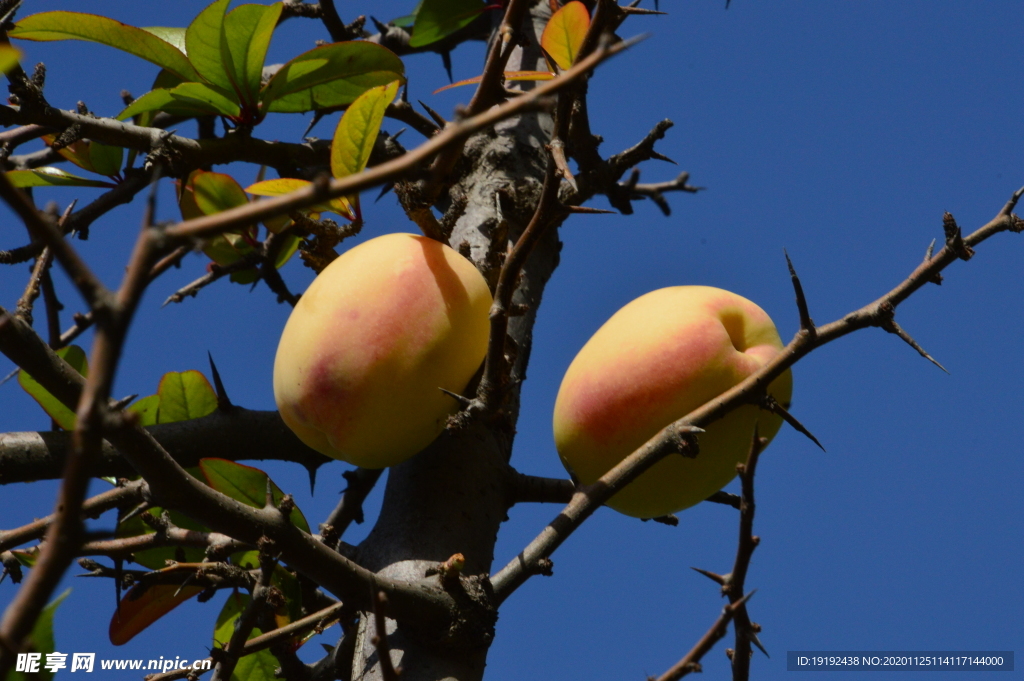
xmin=349 ymin=4 xmax=560 ymax=680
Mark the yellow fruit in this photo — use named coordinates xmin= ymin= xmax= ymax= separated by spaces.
xmin=274 ymin=233 xmax=492 ymax=468
xmin=553 ymin=286 xmax=793 ymax=518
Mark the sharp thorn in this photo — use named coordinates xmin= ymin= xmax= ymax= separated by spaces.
xmin=307 ymin=465 xmax=318 ymax=496
xmin=0 ymin=367 xmax=19 ymax=387
xmin=762 ymin=395 xmax=826 ymax=451
xmin=749 ymin=630 xmax=770 ymax=658
xmin=111 ymin=394 xmax=138 ymax=411
xmin=648 ymin=150 xmax=677 ymax=164
xmin=303 ymin=110 xmax=327 ymax=139
xmin=884 ymin=319 xmax=949 ymax=374
xmin=207 ymin=352 xmax=233 ymax=409
xmin=418 ymin=100 xmax=447 ymax=128
xmin=731 ymin=589 xmax=756 ymax=610
xmin=783 ymin=249 xmax=815 ymax=333
xmin=565 ymin=205 xmax=617 ymax=214
xmin=621 ymin=6 xmax=668 ymax=14
xmin=439 ymin=387 xmax=474 ymax=407
xmin=704 ymin=491 xmax=741 ymax=509
xmin=441 ymin=50 xmax=453 ymax=83
xmin=370 ymin=16 xmax=389 ymax=34
xmin=691 ymin=567 xmax=727 ymax=586
xmin=924 ymin=238 xmax=936 ymax=261
xmin=375 ymin=181 xmax=395 ymax=202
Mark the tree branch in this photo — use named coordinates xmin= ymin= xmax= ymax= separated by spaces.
xmin=489 ymin=186 xmax=1024 ymax=603
xmin=160 ymin=36 xmax=638 ymax=245
xmin=0 ymin=480 xmax=147 ymax=553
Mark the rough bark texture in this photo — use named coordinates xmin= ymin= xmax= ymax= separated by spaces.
xmin=349 ymin=4 xmax=558 ymax=680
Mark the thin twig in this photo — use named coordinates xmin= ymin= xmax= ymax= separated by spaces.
xmin=650 ymin=592 xmax=755 ymax=681
xmin=0 ymin=480 xmax=148 ymax=554
xmin=727 ymin=432 xmax=769 ymax=680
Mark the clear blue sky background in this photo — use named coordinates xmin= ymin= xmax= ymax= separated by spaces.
xmin=2 ymin=1 xmax=1022 ymax=679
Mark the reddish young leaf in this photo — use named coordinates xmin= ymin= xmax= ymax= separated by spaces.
xmin=433 ymin=70 xmax=555 ymax=94
xmin=109 ymin=583 xmax=204 ymax=646
xmin=541 ymin=0 xmax=590 ymax=71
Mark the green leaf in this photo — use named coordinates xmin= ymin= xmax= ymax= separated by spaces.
xmin=8 ymin=590 xmax=70 ymax=681
xmin=142 ymin=27 xmax=188 ymax=54
xmin=247 ymin=178 xmax=353 ymax=220
xmin=214 ymin=591 xmax=259 ymax=648
xmin=246 ymin=177 xmax=312 ymax=198
xmin=41 ymin=134 xmax=99 ymax=174
xmin=88 ymin=142 xmax=124 ymax=177
xmin=229 ymin=267 xmax=260 ymax=285
xmin=0 ymin=44 xmax=21 ymax=74
xmin=117 ymin=81 xmax=242 ymax=120
xmin=156 ymin=370 xmax=218 ymax=424
xmin=185 ymin=0 xmax=235 ymax=96
xmin=261 ymin=41 xmax=404 ymax=114
xmin=191 ymin=170 xmax=250 ymax=215
xmin=331 ymin=80 xmax=400 ymax=179
xmin=200 ymin=459 xmax=310 ymax=534
xmin=10 ymin=11 xmax=200 ymax=82
xmin=410 ymin=0 xmax=484 ymax=48
xmin=18 ymin=345 xmax=88 ymax=430
xmin=5 ymin=167 xmax=116 ymax=189
xmin=222 ymin=2 xmax=283 ymax=106
xmin=184 ymin=171 xmax=257 ymax=268
xmin=274 ymin=233 xmax=302 ymax=270
xmin=128 ymin=394 xmax=160 ymax=427
xmin=541 ymin=0 xmax=590 ymax=71
xmin=231 ymin=648 xmax=279 ymax=681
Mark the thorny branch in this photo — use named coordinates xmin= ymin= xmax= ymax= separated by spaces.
xmin=0 ymin=168 xmax=161 ymax=675
xmin=489 ymin=186 xmax=1024 ymax=603
xmin=650 ymin=592 xmax=756 ymax=681
xmin=0 ymin=480 xmax=147 ymax=554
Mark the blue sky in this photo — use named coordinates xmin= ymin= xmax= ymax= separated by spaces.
xmin=1 ymin=1 xmax=1022 ymax=679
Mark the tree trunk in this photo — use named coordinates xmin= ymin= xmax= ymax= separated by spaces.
xmin=350 ymin=4 xmax=558 ymax=680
